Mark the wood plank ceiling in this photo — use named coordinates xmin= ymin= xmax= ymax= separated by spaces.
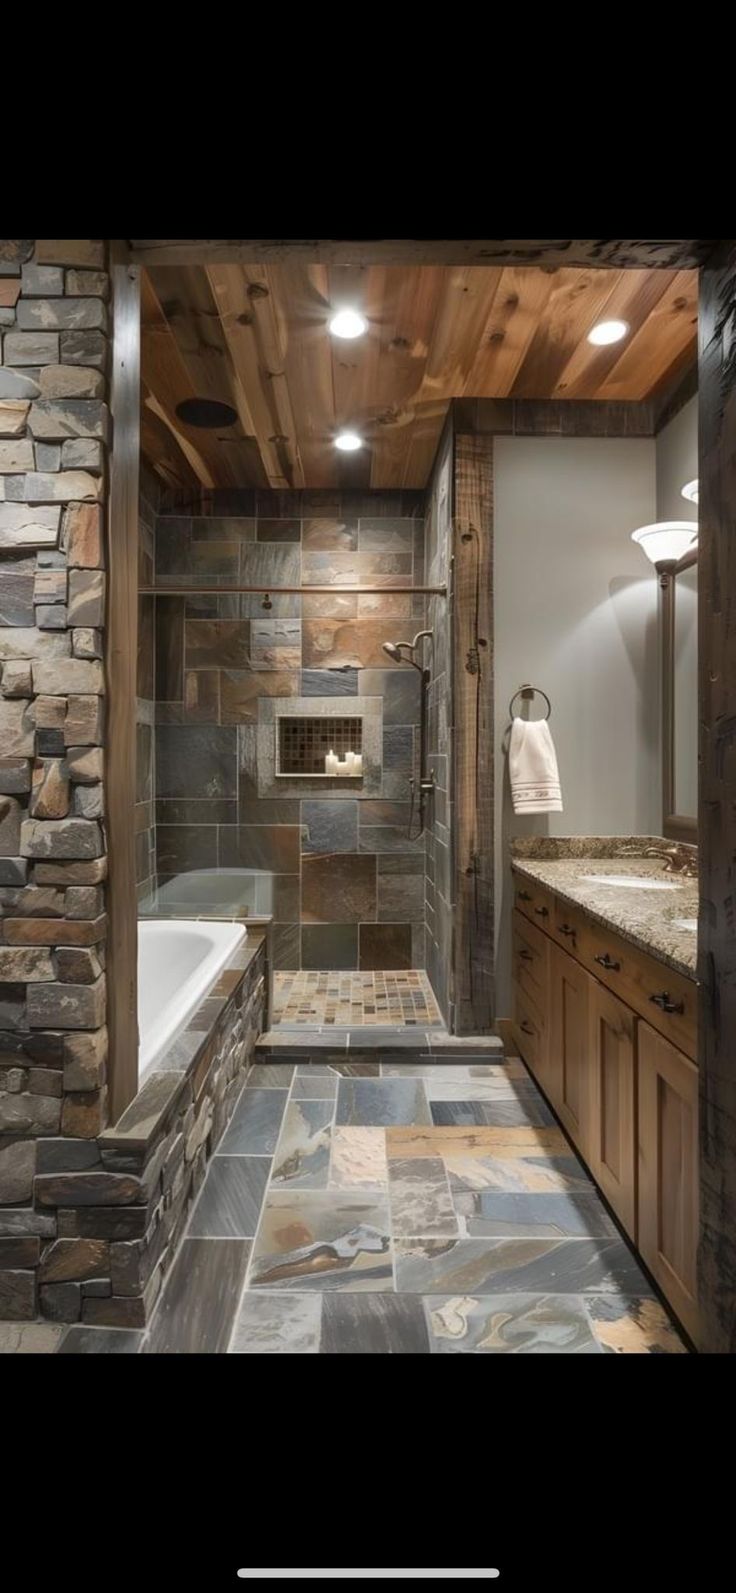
xmin=140 ymin=263 xmax=698 ymax=491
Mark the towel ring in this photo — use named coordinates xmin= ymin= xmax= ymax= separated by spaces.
xmin=509 ymin=684 xmax=551 ymax=721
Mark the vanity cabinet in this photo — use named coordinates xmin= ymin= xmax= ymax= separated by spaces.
xmin=549 ymin=944 xmax=592 ymax=1157
xmin=588 ymin=982 xmax=637 ymax=1240
xmin=638 ymin=1022 xmax=699 ymax=1342
xmin=510 ymin=867 xmax=699 ymax=1342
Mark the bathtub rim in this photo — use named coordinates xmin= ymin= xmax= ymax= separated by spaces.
xmin=137 ymin=916 xmax=249 ymax=1081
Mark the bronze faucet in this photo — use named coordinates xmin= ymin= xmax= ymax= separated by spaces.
xmin=644 ymin=843 xmax=698 ymax=878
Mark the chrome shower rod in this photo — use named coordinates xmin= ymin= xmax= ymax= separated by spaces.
xmin=140 ymin=584 xmax=448 ymax=596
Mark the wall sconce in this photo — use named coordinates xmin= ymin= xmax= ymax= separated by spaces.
xmin=631 ymin=522 xmax=699 ymax=587
xmin=681 ymin=479 xmax=699 ymax=504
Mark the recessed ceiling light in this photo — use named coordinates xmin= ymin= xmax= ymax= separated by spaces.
xmin=587 ymin=319 xmax=630 ymax=347
xmin=681 ymin=479 xmax=699 ymax=504
xmin=329 ymin=308 xmax=368 ymax=340
xmin=334 ymin=430 xmax=363 ymax=452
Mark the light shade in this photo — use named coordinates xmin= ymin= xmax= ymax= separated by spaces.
xmin=587 ymin=319 xmax=629 ymax=346
xmin=334 ymin=430 xmax=363 ymax=452
xmin=329 ymin=308 xmax=368 ymax=340
xmin=681 ymin=478 xmax=699 ymax=504
xmin=631 ymin=521 xmax=698 ymax=568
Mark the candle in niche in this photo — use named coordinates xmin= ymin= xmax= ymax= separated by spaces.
xmin=325 ymin=749 xmax=338 ymax=775
xmin=352 ymin=753 xmax=363 ymax=776
xmin=345 ymin=751 xmax=356 ymax=772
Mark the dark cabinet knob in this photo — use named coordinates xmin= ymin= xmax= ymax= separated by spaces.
xmin=595 ymin=953 xmax=621 ymax=971
xmin=559 ymin=924 xmax=576 ymax=938
xmin=650 ymin=992 xmax=685 ymax=1015
xmin=518 ymin=890 xmax=532 ymax=902
xmin=534 ymin=905 xmax=549 ymax=917
xmin=519 ymin=949 xmax=533 ymax=961
xmin=520 ymin=1020 xmax=534 ymax=1036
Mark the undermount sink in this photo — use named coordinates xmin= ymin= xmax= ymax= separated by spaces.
xmin=673 ymin=917 xmax=698 ymax=933
xmin=578 ymin=873 xmax=683 ymax=891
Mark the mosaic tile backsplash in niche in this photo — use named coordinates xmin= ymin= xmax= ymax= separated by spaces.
xmin=146 ymin=491 xmax=428 ymax=973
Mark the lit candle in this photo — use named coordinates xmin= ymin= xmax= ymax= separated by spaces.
xmin=353 ymin=753 xmax=363 ymax=776
xmin=325 ymin=749 xmax=337 ymax=775
xmin=345 ymin=750 xmax=356 ymax=772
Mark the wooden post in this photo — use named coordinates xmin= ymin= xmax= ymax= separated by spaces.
xmin=105 ymin=255 xmax=141 ymax=1120
xmin=452 ymin=433 xmax=495 ymax=1032
xmin=697 ymin=243 xmax=736 ymax=1353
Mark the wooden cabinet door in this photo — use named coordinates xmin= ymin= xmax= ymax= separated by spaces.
xmin=549 ymin=944 xmax=591 ymax=1156
xmin=589 ymin=982 xmax=637 ymax=1240
xmin=638 ymin=1020 xmax=699 ymax=1343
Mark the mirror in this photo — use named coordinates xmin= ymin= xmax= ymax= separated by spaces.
xmin=663 ymin=549 xmax=698 ymax=839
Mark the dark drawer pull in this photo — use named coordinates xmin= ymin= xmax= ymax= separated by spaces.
xmin=534 ymin=905 xmax=549 ymax=918
xmin=519 ymin=948 xmax=534 ymax=961
xmin=559 ymin=924 xmax=576 ymax=938
xmin=595 ymin=953 xmax=621 ymax=971
xmin=520 ymin=1020 xmax=535 ymax=1036
xmin=650 ymin=991 xmax=685 ymax=1015
xmin=518 ymin=890 xmax=533 ymax=902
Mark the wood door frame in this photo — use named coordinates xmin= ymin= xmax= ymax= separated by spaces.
xmin=107 ymin=238 xmax=734 ymax=1354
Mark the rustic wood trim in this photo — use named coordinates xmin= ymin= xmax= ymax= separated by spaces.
xmin=128 ymin=240 xmax=717 ymax=270
xmin=662 ymin=560 xmax=699 ymax=842
xmin=697 ymin=243 xmax=736 ymax=1353
xmin=652 ymin=360 xmax=699 ymax=434
xmin=452 ymin=433 xmax=494 ymax=1032
xmin=105 ymin=253 xmax=141 ymax=1121
xmin=452 ymin=397 xmax=658 ymax=436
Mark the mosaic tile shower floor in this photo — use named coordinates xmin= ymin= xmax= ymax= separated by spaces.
xmin=40 ymin=1048 xmax=689 ymax=1355
xmin=272 ymin=970 xmax=444 ymax=1029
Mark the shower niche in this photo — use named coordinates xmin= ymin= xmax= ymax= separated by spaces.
xmin=278 ymin=714 xmax=363 ymax=778
xmin=257 ymin=695 xmax=383 ymax=799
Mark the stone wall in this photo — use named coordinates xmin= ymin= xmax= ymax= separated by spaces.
xmin=33 ymin=939 xmax=265 ymax=1327
xmin=0 ymin=239 xmax=110 ymax=1321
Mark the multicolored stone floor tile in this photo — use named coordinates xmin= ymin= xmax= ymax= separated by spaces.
xmin=272 ymin=969 xmax=444 ymax=1028
xmin=40 ymin=1045 xmax=688 ymax=1355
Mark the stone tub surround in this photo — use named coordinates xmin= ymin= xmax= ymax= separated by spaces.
xmin=510 ymin=837 xmax=698 ymax=978
xmin=24 ymin=930 xmax=266 ymax=1330
xmin=0 ymin=240 xmax=111 ymax=1324
xmin=148 ymin=490 xmax=427 ymax=973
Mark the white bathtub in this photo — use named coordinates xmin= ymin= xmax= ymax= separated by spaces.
xmin=137 ymin=919 xmax=247 ymax=1080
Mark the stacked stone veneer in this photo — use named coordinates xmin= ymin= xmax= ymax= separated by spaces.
xmin=0 ymin=239 xmax=110 ymax=1322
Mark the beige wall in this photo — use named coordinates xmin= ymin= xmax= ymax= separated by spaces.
xmin=493 ymin=436 xmax=659 ymax=1012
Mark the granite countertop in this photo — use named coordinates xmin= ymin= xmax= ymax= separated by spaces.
xmin=511 ymin=841 xmax=698 ymax=979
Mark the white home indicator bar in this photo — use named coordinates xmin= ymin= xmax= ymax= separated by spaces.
xmin=237 ymin=1574 xmax=501 ymax=1581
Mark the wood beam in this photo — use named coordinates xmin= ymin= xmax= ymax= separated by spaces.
xmin=129 ymin=240 xmax=718 ymax=270
xmin=697 ymin=241 xmax=736 ymax=1353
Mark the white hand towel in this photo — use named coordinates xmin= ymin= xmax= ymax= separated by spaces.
xmin=509 ymin=717 xmax=563 ymax=814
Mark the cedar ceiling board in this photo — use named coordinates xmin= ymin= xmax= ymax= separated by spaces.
xmin=262 ymin=262 xmax=337 ymax=487
xmin=462 ymin=267 xmax=556 ymax=396
xmin=140 ymin=270 xmax=233 ymax=487
xmin=509 ymin=268 xmax=625 ymax=398
xmin=149 ymin=265 xmax=268 ymax=486
xmin=399 ymin=400 xmax=450 ymax=489
xmin=205 ymin=263 xmax=291 ymax=488
xmin=596 ymin=270 xmax=699 ymax=400
xmin=139 ymin=391 xmax=201 ymax=491
xmin=419 ymin=268 xmax=505 ymax=401
xmin=240 ymin=263 xmax=305 ymax=488
xmin=552 ymin=269 xmax=676 ymax=398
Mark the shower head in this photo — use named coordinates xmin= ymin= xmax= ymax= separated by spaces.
xmin=382 ymin=641 xmax=404 ymax=663
xmin=382 ymin=631 xmax=433 ymax=670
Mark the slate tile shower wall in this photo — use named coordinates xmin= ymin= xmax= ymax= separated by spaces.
xmin=136 ymin=461 xmax=157 ymax=903
xmin=149 ymin=489 xmax=428 ymax=971
xmin=0 ymin=240 xmax=111 ymax=1322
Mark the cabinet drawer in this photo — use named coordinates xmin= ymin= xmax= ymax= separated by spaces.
xmin=512 ymin=910 xmax=549 ymax=1008
xmin=512 ymin=983 xmax=547 ymax=1082
xmin=550 ymin=898 xmax=591 ymax=961
xmin=638 ymin=1021 xmax=699 ymax=1343
xmin=513 ymin=872 xmax=555 ymax=931
xmin=581 ymin=922 xmax=697 ymax=1061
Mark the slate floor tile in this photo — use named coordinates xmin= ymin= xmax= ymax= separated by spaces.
xmin=188 ymin=1156 xmax=270 ymax=1238
xmin=329 ymin=1127 xmax=388 ymax=1190
xmin=388 ymin=1155 xmax=458 ymax=1238
xmin=452 ymin=1191 xmax=618 ymax=1239
xmin=218 ymin=1087 xmax=287 ymax=1154
xmin=144 ymin=1238 xmax=251 ymax=1354
xmin=425 ymin=1293 xmax=601 ymax=1354
xmin=430 ymin=1097 xmax=556 ymax=1128
xmin=290 ymin=1075 xmax=339 ymax=1099
xmin=250 ymin=1191 xmax=392 ymax=1291
xmin=585 ymin=1295 xmax=688 ymax=1354
xmin=394 ymin=1236 xmax=654 ymax=1296
xmin=246 ymin=1063 xmax=297 ymax=1087
xmin=229 ymin=1292 xmax=322 ymax=1354
xmin=321 ymin=1293 xmax=430 ymax=1354
xmin=271 ymin=1099 xmax=333 ymax=1188
xmin=336 ymin=1077 xmax=431 ymax=1127
xmin=58 ymin=1327 xmax=143 ymax=1355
